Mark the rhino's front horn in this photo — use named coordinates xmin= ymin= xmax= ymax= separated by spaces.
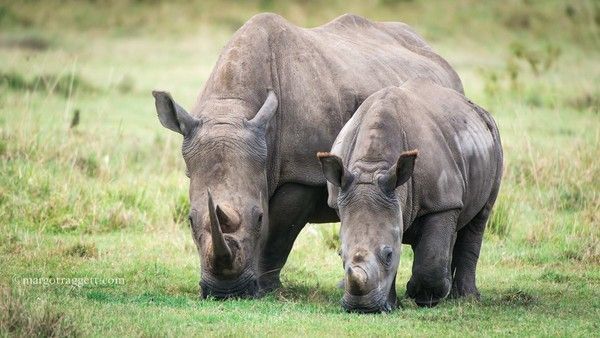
xmin=207 ymin=189 xmax=233 ymax=262
xmin=347 ymin=266 xmax=368 ymax=295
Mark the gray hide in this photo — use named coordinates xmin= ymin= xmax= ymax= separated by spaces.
xmin=153 ymin=13 xmax=464 ymax=299
xmin=319 ymin=78 xmax=503 ymax=312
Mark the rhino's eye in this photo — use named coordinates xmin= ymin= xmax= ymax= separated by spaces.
xmin=379 ymin=245 xmax=393 ymax=267
xmin=257 ymin=212 xmax=263 ymax=225
xmin=188 ymin=215 xmax=193 ymax=228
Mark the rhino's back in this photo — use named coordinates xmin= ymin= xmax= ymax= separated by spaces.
xmin=198 ymin=13 xmax=464 ymax=188
xmin=256 ymin=14 xmax=464 ymax=186
xmin=311 ymin=14 xmax=463 ymax=93
xmin=334 ymin=80 xmax=501 ymax=228
xmin=397 ymin=80 xmax=499 ymax=226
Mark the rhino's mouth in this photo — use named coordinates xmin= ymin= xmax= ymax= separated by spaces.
xmin=341 ymin=287 xmax=395 ymax=313
xmin=200 ymin=269 xmax=258 ymax=299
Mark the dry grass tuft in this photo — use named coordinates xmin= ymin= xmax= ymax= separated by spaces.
xmin=498 ymin=288 xmax=538 ymax=307
xmin=0 ymin=285 xmax=79 ymax=337
xmin=62 ymin=242 xmax=98 ymax=259
xmin=487 ymin=194 xmax=513 ymax=238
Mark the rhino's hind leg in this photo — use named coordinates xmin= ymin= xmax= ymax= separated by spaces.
xmin=406 ymin=210 xmax=459 ymax=307
xmin=450 ymin=204 xmax=493 ymax=300
xmin=257 ymin=183 xmax=323 ymax=294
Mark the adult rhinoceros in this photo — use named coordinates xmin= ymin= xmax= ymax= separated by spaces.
xmin=153 ymin=13 xmax=463 ymax=299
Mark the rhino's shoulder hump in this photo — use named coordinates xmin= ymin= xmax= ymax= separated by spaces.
xmin=326 ymin=13 xmax=374 ymax=27
xmin=244 ymin=12 xmax=295 ymax=32
xmin=369 ymin=86 xmax=416 ymax=108
xmin=376 ymin=21 xmax=432 ymax=50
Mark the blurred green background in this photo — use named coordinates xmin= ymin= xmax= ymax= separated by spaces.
xmin=0 ymin=0 xmax=598 ymax=336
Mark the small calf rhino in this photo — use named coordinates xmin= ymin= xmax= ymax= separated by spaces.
xmin=318 ymin=78 xmax=503 ymax=312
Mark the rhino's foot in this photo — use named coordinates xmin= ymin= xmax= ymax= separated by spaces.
xmin=258 ymin=275 xmax=282 ymax=294
xmin=449 ymin=281 xmax=480 ymax=300
xmin=406 ymin=276 xmax=451 ymax=307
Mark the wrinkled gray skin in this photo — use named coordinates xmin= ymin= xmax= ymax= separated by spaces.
xmin=152 ymin=13 xmax=463 ymax=299
xmin=319 ymin=79 xmax=503 ymax=312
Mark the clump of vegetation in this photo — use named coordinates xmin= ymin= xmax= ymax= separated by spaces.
xmin=63 ymin=242 xmax=98 ymax=258
xmin=539 ymin=270 xmax=571 ymax=283
xmin=0 ymin=4 xmax=32 ymax=27
xmin=498 ymin=288 xmax=538 ymax=307
xmin=318 ymin=223 xmax=340 ymax=252
xmin=116 ymin=75 xmax=135 ymax=94
xmin=0 ymin=132 xmax=7 ymax=157
xmin=75 ymin=154 xmax=100 ymax=178
xmin=0 ymin=233 xmax=22 ymax=254
xmin=0 ymin=286 xmax=79 ymax=337
xmin=0 ymin=71 xmax=98 ymax=98
xmin=481 ymin=41 xmax=561 ymax=100
xmin=568 ymin=92 xmax=600 ymax=114
xmin=487 ymin=194 xmax=513 ymax=239
xmin=0 ymin=34 xmax=51 ymax=50
xmin=509 ymin=42 xmax=561 ymax=77
xmin=103 ymin=202 xmax=135 ymax=231
xmin=172 ymin=193 xmax=190 ymax=226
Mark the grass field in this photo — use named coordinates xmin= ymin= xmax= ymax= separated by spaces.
xmin=0 ymin=0 xmax=599 ymax=336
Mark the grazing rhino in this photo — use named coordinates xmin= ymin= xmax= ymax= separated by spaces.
xmin=153 ymin=13 xmax=463 ymax=299
xmin=318 ymin=78 xmax=503 ymax=312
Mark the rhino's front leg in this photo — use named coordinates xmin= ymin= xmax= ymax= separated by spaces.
xmin=406 ymin=210 xmax=459 ymax=307
xmin=258 ymin=183 xmax=322 ymax=293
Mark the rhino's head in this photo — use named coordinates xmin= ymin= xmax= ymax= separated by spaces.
xmin=153 ymin=90 xmax=278 ymax=299
xmin=318 ymin=150 xmax=417 ymax=313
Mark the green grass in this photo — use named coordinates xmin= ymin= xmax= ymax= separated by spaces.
xmin=1 ymin=0 xmax=599 ymax=336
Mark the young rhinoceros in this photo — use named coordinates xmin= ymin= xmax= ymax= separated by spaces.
xmin=317 ymin=78 xmax=503 ymax=312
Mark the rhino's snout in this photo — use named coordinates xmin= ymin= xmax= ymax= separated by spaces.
xmin=200 ymin=269 xmax=259 ymax=299
xmin=341 ymin=285 xmax=393 ymax=313
xmin=341 ymin=248 xmax=397 ymax=313
xmin=197 ymin=190 xmax=264 ymax=299
xmin=344 ymin=249 xmax=378 ymax=296
xmin=346 ymin=265 xmax=370 ymax=295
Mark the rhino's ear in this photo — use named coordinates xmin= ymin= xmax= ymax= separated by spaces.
xmin=383 ymin=149 xmax=418 ymax=189
xmin=152 ymin=90 xmax=199 ymax=136
xmin=317 ymin=152 xmax=351 ymax=188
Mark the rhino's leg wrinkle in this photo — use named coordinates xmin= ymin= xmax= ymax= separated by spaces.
xmin=450 ymin=205 xmax=492 ymax=299
xmin=258 ymin=183 xmax=321 ymax=293
xmin=406 ymin=210 xmax=458 ymax=307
